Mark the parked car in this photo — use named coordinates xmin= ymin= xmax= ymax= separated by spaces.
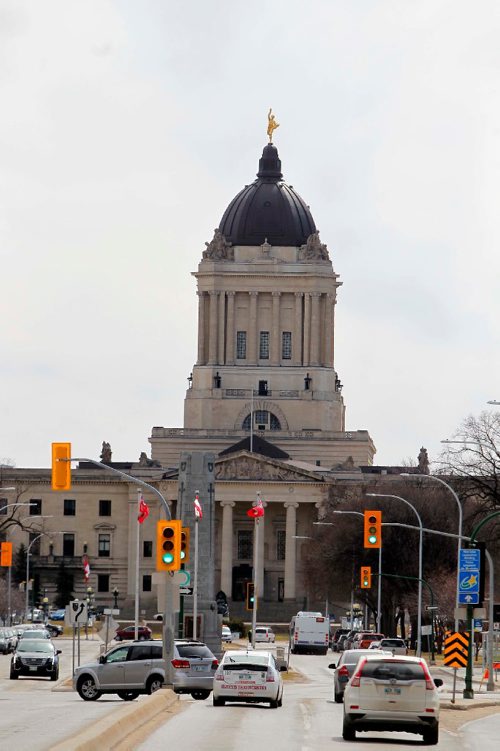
xmin=221 ymin=625 xmax=232 ymax=643
xmin=330 ymin=628 xmax=350 ymax=652
xmin=10 ymin=638 xmax=61 ymax=681
xmin=252 ymin=626 xmax=276 ymax=644
xmin=372 ymin=638 xmax=408 ymax=656
xmin=74 ymin=639 xmax=218 ymax=701
xmin=352 ymin=632 xmax=385 ymax=649
xmin=50 ymin=609 xmax=66 ymax=621
xmin=0 ymin=628 xmax=14 ymax=654
xmin=46 ymin=623 xmax=64 ymax=638
xmin=330 ymin=648 xmax=392 ymax=703
xmin=213 ymin=649 xmax=284 ymax=707
xmin=114 ymin=625 xmax=152 ymax=641
xmin=153 ymin=613 xmax=163 ymax=621
xmin=342 ymin=654 xmax=442 ymax=744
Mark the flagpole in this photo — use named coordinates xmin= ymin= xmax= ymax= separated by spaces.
xmin=193 ymin=490 xmax=200 ymax=640
xmin=250 ymin=386 xmax=254 ymax=453
xmin=251 ymin=491 xmax=260 ymax=650
xmin=134 ymin=488 xmax=141 ymax=641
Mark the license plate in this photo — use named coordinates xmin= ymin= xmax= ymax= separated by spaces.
xmin=384 ymin=687 xmax=401 ymax=695
xmin=238 ymin=674 xmax=252 ymax=680
xmin=192 ymin=665 xmax=208 ymax=672
xmin=29 ymin=666 xmax=37 ymax=671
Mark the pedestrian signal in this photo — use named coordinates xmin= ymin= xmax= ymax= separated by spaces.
xmin=245 ymin=582 xmax=255 ymax=611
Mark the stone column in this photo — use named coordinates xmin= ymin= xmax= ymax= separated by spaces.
xmin=271 ymin=292 xmax=281 ymax=365
xmin=226 ymin=292 xmax=235 ymax=365
xmin=256 ymin=502 xmax=267 ymax=596
xmin=197 ymin=291 xmax=206 ymax=365
xmin=248 ymin=291 xmax=258 ymax=365
xmin=324 ymin=294 xmax=334 ymax=367
xmin=294 ymin=292 xmax=303 ymax=365
xmin=208 ymin=291 xmax=218 ymax=365
xmin=220 ymin=501 xmax=235 ymax=597
xmin=303 ymin=293 xmax=311 ymax=367
xmin=217 ymin=291 xmax=226 ymax=365
xmin=284 ymin=502 xmax=299 ymax=599
xmin=310 ymin=292 xmax=321 ymax=365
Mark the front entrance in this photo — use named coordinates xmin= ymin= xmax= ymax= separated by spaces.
xmin=232 ymin=564 xmax=252 ymax=601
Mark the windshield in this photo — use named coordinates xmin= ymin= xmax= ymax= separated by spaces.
xmin=18 ymin=640 xmax=53 ymax=653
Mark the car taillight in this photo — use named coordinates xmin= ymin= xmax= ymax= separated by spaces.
xmin=171 ymin=659 xmax=190 ymax=669
xmin=211 ymin=659 xmax=219 ymax=669
xmin=421 ymin=661 xmax=435 ymax=690
xmin=294 ymin=631 xmax=298 ymax=642
xmin=215 ymin=669 xmax=224 ymax=681
xmin=316 ymin=617 xmax=324 ymax=622
xmin=338 ymin=666 xmax=349 ymax=678
xmin=350 ymin=657 xmax=367 ymax=687
xmin=266 ymin=668 xmax=275 ymax=682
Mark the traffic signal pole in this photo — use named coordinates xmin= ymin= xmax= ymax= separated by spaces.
xmin=251 ymin=515 xmax=260 ymax=650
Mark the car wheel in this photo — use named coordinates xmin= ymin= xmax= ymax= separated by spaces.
xmin=9 ymin=671 xmax=18 ymax=680
xmin=269 ymin=698 xmax=279 ymax=709
xmin=342 ymin=717 xmax=356 ymax=741
xmin=213 ymin=697 xmax=225 ymax=706
xmin=118 ymin=691 xmax=140 ymax=701
xmin=191 ymin=690 xmax=211 ymax=700
xmin=77 ymin=676 xmax=102 ymax=701
xmin=334 ymin=691 xmax=343 ymax=703
xmin=422 ymin=726 xmax=439 ymax=745
xmin=50 ymin=670 xmax=59 ymax=682
xmin=146 ymin=675 xmax=163 ymax=694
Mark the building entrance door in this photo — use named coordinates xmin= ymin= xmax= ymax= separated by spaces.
xmin=232 ymin=564 xmax=252 ymax=601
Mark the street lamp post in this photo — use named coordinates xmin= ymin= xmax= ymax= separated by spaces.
xmin=112 ymin=588 xmax=119 ymax=609
xmin=367 ymin=493 xmax=423 ymax=657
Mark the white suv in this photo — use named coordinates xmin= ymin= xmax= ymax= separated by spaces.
xmin=342 ymin=655 xmax=442 ymax=745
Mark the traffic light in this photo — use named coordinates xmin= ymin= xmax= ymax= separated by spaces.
xmin=156 ymin=520 xmax=182 ymax=572
xmin=0 ymin=542 xmax=12 ymax=567
xmin=51 ymin=442 xmax=71 ymax=491
xmin=364 ymin=510 xmax=382 ymax=549
xmin=245 ymin=582 xmax=255 ymax=611
xmin=360 ymin=566 xmax=372 ymax=589
xmin=180 ymin=527 xmax=190 ymax=564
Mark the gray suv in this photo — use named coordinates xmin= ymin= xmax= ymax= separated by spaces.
xmin=73 ymin=639 xmax=217 ymax=701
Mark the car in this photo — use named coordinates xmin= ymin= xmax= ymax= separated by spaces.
xmin=114 ymin=625 xmax=152 ymax=641
xmin=10 ymin=638 xmax=61 ymax=680
xmin=222 ymin=625 xmax=232 ymax=643
xmin=46 ymin=623 xmax=64 ymax=638
xmin=330 ymin=648 xmax=393 ymax=703
xmin=73 ymin=639 xmax=218 ymax=701
xmin=352 ymin=632 xmax=385 ymax=649
xmin=252 ymin=626 xmax=275 ymax=644
xmin=342 ymin=654 xmax=442 ymax=744
xmin=343 ymin=630 xmax=361 ymax=650
xmin=153 ymin=613 xmax=163 ymax=621
xmin=213 ymin=649 xmax=284 ymax=707
xmin=50 ymin=609 xmax=66 ymax=621
xmin=0 ymin=628 xmax=14 ymax=654
xmin=375 ymin=638 xmax=408 ymax=656
xmin=330 ymin=628 xmax=350 ymax=652
xmin=19 ymin=628 xmax=50 ymax=640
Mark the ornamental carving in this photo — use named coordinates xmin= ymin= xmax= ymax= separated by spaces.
xmin=298 ymin=231 xmax=330 ymax=262
xmin=203 ymin=228 xmax=234 ymax=261
xmin=215 ymin=456 xmax=315 ymax=482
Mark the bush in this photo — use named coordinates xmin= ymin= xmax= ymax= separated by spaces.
xmin=228 ymin=619 xmax=246 ymax=637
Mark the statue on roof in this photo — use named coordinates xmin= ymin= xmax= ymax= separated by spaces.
xmin=298 ymin=231 xmax=330 ymax=261
xmin=417 ymin=447 xmax=430 ymax=475
xmin=100 ymin=441 xmax=112 ymax=463
xmin=267 ymin=108 xmax=280 ymax=143
xmin=203 ymin=228 xmax=234 ymax=260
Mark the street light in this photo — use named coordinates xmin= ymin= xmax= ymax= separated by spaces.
xmin=401 ymin=472 xmax=463 ymax=632
xmin=112 ymin=588 xmax=119 ymax=609
xmin=367 ymin=493 xmax=423 ymax=657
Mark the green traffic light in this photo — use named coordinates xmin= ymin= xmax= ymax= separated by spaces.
xmin=162 ymin=552 xmax=174 ymax=564
xmin=180 ymin=550 xmax=186 ymax=560
xmin=368 ymin=535 xmax=377 ymax=544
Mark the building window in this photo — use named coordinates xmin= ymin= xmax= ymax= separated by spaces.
xmin=237 ymin=530 xmax=253 ymax=560
xmin=0 ymin=499 xmax=7 ymax=515
xmin=99 ymin=500 xmax=112 ymax=517
xmin=270 ymin=413 xmax=281 ymax=430
xmin=255 ymin=409 xmax=268 ymax=425
xmin=242 ymin=411 xmax=281 ymax=431
xmin=62 ymin=534 xmax=75 ymax=557
xmin=97 ymin=574 xmax=110 ymax=592
xmin=29 ymin=532 xmax=41 ymax=556
xmin=236 ymin=331 xmax=247 ymax=359
xmin=142 ymin=575 xmax=152 ymax=592
xmin=98 ymin=534 xmax=111 ymax=557
xmin=277 ymin=530 xmax=286 ymax=561
xmin=30 ymin=499 xmax=42 ymax=516
xmin=282 ymin=331 xmax=292 ymax=359
xmin=64 ymin=499 xmax=76 ymax=516
xmin=143 ymin=540 xmax=153 ymax=558
xmin=259 ymin=331 xmax=269 ymax=359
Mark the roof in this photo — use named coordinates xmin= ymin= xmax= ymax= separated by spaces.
xmin=218 ymin=435 xmax=290 ymax=460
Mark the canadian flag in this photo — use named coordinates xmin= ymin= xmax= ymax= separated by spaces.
xmin=194 ymin=493 xmax=203 ymax=519
xmin=247 ymin=497 xmax=265 ymax=519
xmin=138 ymin=496 xmax=150 ymax=524
xmin=83 ymin=555 xmax=90 ymax=583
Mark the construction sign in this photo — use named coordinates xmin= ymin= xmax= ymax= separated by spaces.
xmin=443 ymin=631 xmax=470 ymax=668
xmin=0 ymin=542 xmax=13 ymax=567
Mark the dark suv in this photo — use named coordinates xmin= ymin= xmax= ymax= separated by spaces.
xmin=73 ymin=639 xmax=218 ymax=701
xmin=330 ymin=628 xmax=349 ymax=652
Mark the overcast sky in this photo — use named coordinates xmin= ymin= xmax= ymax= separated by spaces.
xmin=1 ymin=0 xmax=499 ymax=470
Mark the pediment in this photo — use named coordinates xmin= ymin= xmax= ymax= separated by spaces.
xmin=215 ymin=451 xmax=322 ymax=483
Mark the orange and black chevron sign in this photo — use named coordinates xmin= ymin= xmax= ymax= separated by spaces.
xmin=443 ymin=631 xmax=470 ymax=667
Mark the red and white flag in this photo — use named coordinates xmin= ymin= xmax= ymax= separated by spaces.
xmin=247 ymin=497 xmax=264 ymax=519
xmin=83 ymin=554 xmax=90 ymax=583
xmin=194 ymin=493 xmax=203 ymax=519
xmin=138 ymin=496 xmax=150 ymax=524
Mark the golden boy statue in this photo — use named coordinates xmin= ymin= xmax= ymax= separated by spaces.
xmin=267 ymin=108 xmax=280 ymax=143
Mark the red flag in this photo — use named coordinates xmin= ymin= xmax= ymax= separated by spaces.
xmin=194 ymin=493 xmax=203 ymax=519
xmin=247 ymin=497 xmax=264 ymax=518
xmin=138 ymin=497 xmax=150 ymax=524
xmin=83 ymin=554 xmax=90 ymax=583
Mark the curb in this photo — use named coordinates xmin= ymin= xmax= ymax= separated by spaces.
xmin=50 ymin=689 xmax=178 ymax=751
xmin=441 ymin=699 xmax=500 ymax=711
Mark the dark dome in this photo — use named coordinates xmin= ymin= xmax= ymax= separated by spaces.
xmin=218 ymin=144 xmax=316 ymax=247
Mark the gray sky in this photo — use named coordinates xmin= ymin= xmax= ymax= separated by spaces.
xmin=1 ymin=0 xmax=499 ymax=469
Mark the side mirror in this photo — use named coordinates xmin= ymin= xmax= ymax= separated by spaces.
xmin=99 ymin=655 xmax=106 ymax=664
xmin=328 ymin=663 xmax=336 ymax=669
xmin=434 ymin=678 xmax=443 ymax=688
xmin=56 ymin=650 xmax=62 ymax=655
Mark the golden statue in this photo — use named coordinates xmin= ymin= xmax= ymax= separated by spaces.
xmin=267 ymin=108 xmax=280 ymax=143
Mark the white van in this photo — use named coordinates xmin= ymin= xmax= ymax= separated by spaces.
xmin=289 ymin=611 xmax=329 ymax=654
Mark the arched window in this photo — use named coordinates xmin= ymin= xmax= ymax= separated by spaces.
xmin=242 ymin=412 xmax=282 ymax=431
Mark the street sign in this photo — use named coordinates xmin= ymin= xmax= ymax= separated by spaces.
xmin=173 ymin=570 xmax=191 ymax=587
xmin=179 ymin=587 xmax=194 ymax=595
xmin=443 ymin=631 xmax=470 ymax=668
xmin=458 ymin=548 xmax=480 ymax=605
xmin=68 ymin=600 xmax=88 ymax=625
xmin=421 ymin=625 xmax=432 ymax=636
xmin=103 ymin=608 xmax=120 ymax=615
